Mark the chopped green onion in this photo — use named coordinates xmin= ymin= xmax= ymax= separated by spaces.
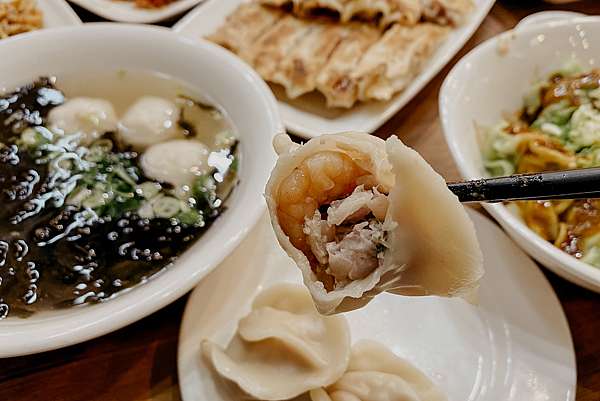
xmin=136 ymin=182 xmax=162 ymax=199
xmin=152 ymin=196 xmax=181 ymax=218
xmin=192 ymin=174 xmax=219 ymax=210
xmin=177 ymin=209 xmax=204 ymax=226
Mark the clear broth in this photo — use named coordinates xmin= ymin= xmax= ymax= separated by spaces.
xmin=0 ymin=71 xmax=238 ymax=318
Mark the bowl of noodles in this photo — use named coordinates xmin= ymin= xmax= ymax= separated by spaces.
xmin=440 ymin=16 xmax=600 ymax=292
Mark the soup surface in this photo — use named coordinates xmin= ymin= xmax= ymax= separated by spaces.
xmin=0 ymin=71 xmax=239 ymax=318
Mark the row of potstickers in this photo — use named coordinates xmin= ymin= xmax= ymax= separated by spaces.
xmin=207 ymin=0 xmax=472 ymax=108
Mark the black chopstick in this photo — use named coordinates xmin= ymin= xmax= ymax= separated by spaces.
xmin=448 ymin=167 xmax=600 ymax=203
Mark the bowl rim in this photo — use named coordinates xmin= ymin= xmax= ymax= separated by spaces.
xmin=0 ymin=23 xmax=283 ymax=356
xmin=439 ymin=16 xmax=600 ymax=290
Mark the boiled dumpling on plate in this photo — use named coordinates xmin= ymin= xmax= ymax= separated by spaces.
xmin=265 ymin=132 xmax=484 ymax=315
xmin=202 ymin=283 xmax=350 ymax=400
xmin=310 ymin=340 xmax=447 ymax=401
xmin=118 ymin=96 xmax=181 ymax=149
xmin=47 ymin=97 xmax=117 ymax=145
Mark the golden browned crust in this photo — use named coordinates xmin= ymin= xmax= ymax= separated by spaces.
xmin=206 ymin=3 xmax=283 ymax=55
xmin=315 ymin=24 xmax=380 ymax=108
xmin=206 ymin=0 xmax=469 ymax=108
xmin=272 ymin=23 xmax=347 ymax=98
xmin=353 ymin=23 xmax=449 ymax=101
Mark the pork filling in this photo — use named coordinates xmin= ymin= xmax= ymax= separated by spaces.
xmin=303 ymin=186 xmax=391 ymax=287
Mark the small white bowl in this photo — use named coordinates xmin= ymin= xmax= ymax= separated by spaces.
xmin=440 ymin=15 xmax=600 ymax=293
xmin=0 ymin=23 xmax=282 ymax=357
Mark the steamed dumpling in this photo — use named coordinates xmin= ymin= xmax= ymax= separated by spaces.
xmin=310 ymin=340 xmax=447 ymax=401
xmin=47 ymin=97 xmax=117 ymax=145
xmin=140 ymin=139 xmax=210 ymax=187
xmin=202 ymin=283 xmax=351 ymax=400
xmin=265 ymin=132 xmax=483 ymax=314
xmin=118 ymin=96 xmax=181 ymax=149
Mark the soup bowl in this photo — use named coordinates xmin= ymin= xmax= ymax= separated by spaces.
xmin=0 ymin=23 xmax=282 ymax=356
xmin=440 ymin=16 xmax=600 ymax=293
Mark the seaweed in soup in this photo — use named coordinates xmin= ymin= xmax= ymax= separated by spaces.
xmin=0 ymin=77 xmax=64 ymax=137
xmin=0 ymin=78 xmax=238 ymax=318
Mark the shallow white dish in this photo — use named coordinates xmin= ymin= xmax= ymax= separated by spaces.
xmin=0 ymin=23 xmax=282 ymax=357
xmin=440 ymin=14 xmax=600 ymax=293
xmin=173 ymin=0 xmax=495 ymax=139
xmin=178 ymin=209 xmax=576 ymax=401
xmin=38 ymin=0 xmax=82 ymax=27
xmin=68 ymin=0 xmax=204 ymax=23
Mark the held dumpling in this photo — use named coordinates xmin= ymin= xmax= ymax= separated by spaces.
xmin=202 ymin=283 xmax=351 ymax=401
xmin=265 ymin=132 xmax=483 ymax=315
xmin=47 ymin=97 xmax=117 ymax=145
xmin=310 ymin=340 xmax=447 ymax=401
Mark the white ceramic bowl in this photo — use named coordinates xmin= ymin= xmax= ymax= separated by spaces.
xmin=0 ymin=23 xmax=282 ymax=357
xmin=440 ymin=16 xmax=600 ymax=293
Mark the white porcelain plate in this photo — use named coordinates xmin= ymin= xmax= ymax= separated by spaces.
xmin=37 ymin=0 xmax=81 ymax=28
xmin=67 ymin=0 xmax=204 ymax=23
xmin=178 ymin=209 xmax=576 ymax=401
xmin=173 ymin=0 xmax=495 ymax=139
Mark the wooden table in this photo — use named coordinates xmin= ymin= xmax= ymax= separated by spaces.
xmin=1 ymin=1 xmax=600 ymax=400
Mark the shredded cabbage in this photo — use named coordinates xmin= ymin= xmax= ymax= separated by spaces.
xmin=581 ymin=232 xmax=600 ymax=268
xmin=480 ymin=61 xmax=600 ymax=269
xmin=531 ymin=100 xmax=576 ymax=138
xmin=567 ymin=103 xmax=600 ymax=150
xmin=556 ymin=58 xmax=584 ymax=77
xmin=484 ymin=159 xmax=514 ymax=176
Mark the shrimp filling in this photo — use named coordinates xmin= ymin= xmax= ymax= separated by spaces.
xmin=277 ymin=151 xmax=392 ymax=290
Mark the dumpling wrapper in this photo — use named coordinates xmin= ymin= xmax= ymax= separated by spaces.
xmin=340 ymin=0 xmax=423 ymax=26
xmin=310 ymin=340 xmax=447 ymax=401
xmin=315 ymin=25 xmax=381 ymax=108
xmin=206 ymin=3 xmax=282 ymax=56
xmin=288 ymin=0 xmax=421 ymax=26
xmin=421 ymin=0 xmax=474 ymax=26
xmin=294 ymin=0 xmax=347 ymax=17
xmin=202 ymin=283 xmax=350 ymax=400
xmin=354 ymin=23 xmax=449 ymax=102
xmin=271 ymin=23 xmax=347 ymax=99
xmin=381 ymin=0 xmax=422 ymax=26
xmin=246 ymin=15 xmax=314 ymax=82
xmin=259 ymin=0 xmax=294 ymax=6
xmin=265 ymin=132 xmax=483 ymax=315
xmin=339 ymin=0 xmax=390 ymax=22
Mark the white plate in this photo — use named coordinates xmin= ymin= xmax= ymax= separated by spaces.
xmin=35 ymin=0 xmax=81 ymax=29
xmin=173 ymin=0 xmax=495 ymax=139
xmin=68 ymin=0 xmax=204 ymax=23
xmin=439 ymin=14 xmax=600 ymax=293
xmin=178 ymin=209 xmax=576 ymax=401
xmin=0 ymin=24 xmax=282 ymax=357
